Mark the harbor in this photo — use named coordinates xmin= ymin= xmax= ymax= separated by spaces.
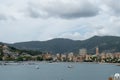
xmin=0 ymin=62 xmax=120 ymax=80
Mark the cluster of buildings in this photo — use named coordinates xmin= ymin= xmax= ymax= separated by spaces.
xmin=0 ymin=45 xmax=31 ymax=61
xmin=50 ymin=47 xmax=120 ymax=63
xmin=0 ymin=45 xmax=120 ymax=63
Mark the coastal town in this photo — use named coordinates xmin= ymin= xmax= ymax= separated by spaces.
xmin=1 ymin=0 xmax=120 ymax=80
xmin=0 ymin=44 xmax=120 ymax=63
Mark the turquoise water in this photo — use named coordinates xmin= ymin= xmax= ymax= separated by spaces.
xmin=0 ymin=62 xmax=119 ymax=80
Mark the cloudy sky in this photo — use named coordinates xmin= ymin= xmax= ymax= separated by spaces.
xmin=0 ymin=0 xmax=120 ymax=43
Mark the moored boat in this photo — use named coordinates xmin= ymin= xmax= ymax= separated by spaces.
xmin=35 ymin=65 xmax=39 ymax=69
xmin=67 ymin=65 xmax=73 ymax=68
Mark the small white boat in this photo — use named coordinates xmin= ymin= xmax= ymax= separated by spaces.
xmin=35 ymin=65 xmax=39 ymax=69
xmin=68 ymin=65 xmax=73 ymax=68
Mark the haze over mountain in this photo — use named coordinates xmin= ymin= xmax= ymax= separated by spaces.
xmin=3 ymin=36 xmax=120 ymax=54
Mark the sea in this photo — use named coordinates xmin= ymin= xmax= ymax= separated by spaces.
xmin=0 ymin=62 xmax=119 ymax=80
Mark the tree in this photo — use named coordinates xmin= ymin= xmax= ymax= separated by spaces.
xmin=36 ymin=56 xmax=43 ymax=61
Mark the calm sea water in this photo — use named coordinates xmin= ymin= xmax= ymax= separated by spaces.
xmin=0 ymin=62 xmax=119 ymax=80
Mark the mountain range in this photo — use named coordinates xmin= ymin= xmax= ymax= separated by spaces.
xmin=2 ymin=36 xmax=120 ymax=54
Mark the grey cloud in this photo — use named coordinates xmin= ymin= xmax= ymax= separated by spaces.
xmin=27 ymin=0 xmax=100 ymax=19
xmin=1 ymin=0 xmax=120 ymax=43
xmin=0 ymin=14 xmax=16 ymax=21
xmin=0 ymin=14 xmax=7 ymax=21
xmin=27 ymin=7 xmax=41 ymax=18
xmin=104 ymin=0 xmax=120 ymax=16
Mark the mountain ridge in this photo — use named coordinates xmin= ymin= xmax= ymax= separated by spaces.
xmin=2 ymin=36 xmax=120 ymax=54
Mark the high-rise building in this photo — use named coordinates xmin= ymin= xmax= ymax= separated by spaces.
xmin=96 ymin=47 xmax=99 ymax=56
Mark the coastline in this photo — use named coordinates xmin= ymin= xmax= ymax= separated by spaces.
xmin=0 ymin=61 xmax=119 ymax=66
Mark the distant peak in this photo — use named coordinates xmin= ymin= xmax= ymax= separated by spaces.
xmin=48 ymin=38 xmax=74 ymax=41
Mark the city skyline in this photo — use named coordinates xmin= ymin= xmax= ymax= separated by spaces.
xmin=0 ymin=0 xmax=120 ymax=43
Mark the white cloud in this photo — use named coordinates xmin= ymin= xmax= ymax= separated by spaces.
xmin=101 ymin=0 xmax=120 ymax=16
xmin=0 ymin=0 xmax=120 ymax=43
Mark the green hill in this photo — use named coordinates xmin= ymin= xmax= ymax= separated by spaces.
xmin=7 ymin=36 xmax=120 ymax=54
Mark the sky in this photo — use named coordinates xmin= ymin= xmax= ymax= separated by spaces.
xmin=0 ymin=0 xmax=120 ymax=43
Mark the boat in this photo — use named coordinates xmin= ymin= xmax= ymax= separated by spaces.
xmin=28 ymin=62 xmax=35 ymax=65
xmin=35 ymin=65 xmax=39 ymax=69
xmin=67 ymin=65 xmax=73 ymax=68
xmin=48 ymin=61 xmax=53 ymax=63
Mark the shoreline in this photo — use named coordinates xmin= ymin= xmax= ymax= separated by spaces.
xmin=0 ymin=61 xmax=119 ymax=66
